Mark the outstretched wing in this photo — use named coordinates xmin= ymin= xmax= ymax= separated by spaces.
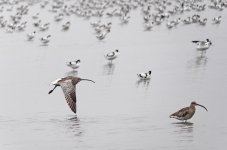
xmin=59 ymin=80 xmax=77 ymax=113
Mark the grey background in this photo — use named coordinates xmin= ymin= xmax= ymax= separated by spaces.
xmin=0 ymin=0 xmax=227 ymax=149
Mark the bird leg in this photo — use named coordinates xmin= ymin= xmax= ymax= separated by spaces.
xmin=48 ymin=85 xmax=58 ymax=94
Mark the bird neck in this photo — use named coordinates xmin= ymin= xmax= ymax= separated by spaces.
xmin=190 ymin=105 xmax=196 ymax=110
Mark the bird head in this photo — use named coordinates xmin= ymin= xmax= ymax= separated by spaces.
xmin=206 ymin=39 xmax=212 ymax=45
xmin=191 ymin=101 xmax=208 ymax=111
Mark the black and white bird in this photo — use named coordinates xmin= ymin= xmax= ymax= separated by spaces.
xmin=27 ymin=31 xmax=36 ymax=40
xmin=54 ymin=13 xmax=64 ymax=22
xmin=104 ymin=49 xmax=119 ymax=62
xmin=40 ymin=35 xmax=51 ymax=44
xmin=62 ymin=21 xmax=70 ymax=30
xmin=144 ymin=21 xmax=154 ymax=30
xmin=213 ymin=16 xmax=222 ymax=24
xmin=33 ymin=20 xmax=41 ymax=27
xmin=192 ymin=39 xmax=212 ymax=50
xmin=198 ymin=18 xmax=207 ymax=26
xmin=137 ymin=71 xmax=152 ymax=79
xmin=48 ymin=76 xmax=95 ymax=114
xmin=40 ymin=23 xmax=50 ymax=31
xmin=96 ymin=29 xmax=110 ymax=40
xmin=66 ymin=60 xmax=81 ymax=69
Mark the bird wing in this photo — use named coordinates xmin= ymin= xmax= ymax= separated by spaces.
xmin=170 ymin=107 xmax=189 ymax=118
xmin=138 ymin=73 xmax=146 ymax=78
xmin=199 ymin=41 xmax=206 ymax=46
xmin=106 ymin=52 xmax=115 ymax=57
xmin=192 ymin=40 xmax=200 ymax=43
xmin=59 ymin=80 xmax=77 ymax=113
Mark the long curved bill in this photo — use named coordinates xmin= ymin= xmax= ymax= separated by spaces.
xmin=81 ymin=78 xmax=95 ymax=83
xmin=196 ymin=103 xmax=208 ymax=111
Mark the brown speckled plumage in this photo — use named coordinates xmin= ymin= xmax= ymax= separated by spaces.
xmin=170 ymin=101 xmax=208 ymax=122
xmin=48 ymin=76 xmax=95 ymax=114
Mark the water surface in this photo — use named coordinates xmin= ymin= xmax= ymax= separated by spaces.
xmin=0 ymin=1 xmax=227 ymax=149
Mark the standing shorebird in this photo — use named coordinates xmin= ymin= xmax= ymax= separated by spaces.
xmin=27 ymin=31 xmax=36 ymax=40
xmin=40 ymin=35 xmax=51 ymax=44
xmin=62 ymin=21 xmax=70 ymax=30
xmin=192 ymin=39 xmax=212 ymax=51
xmin=213 ymin=16 xmax=222 ymax=24
xmin=137 ymin=70 xmax=152 ymax=79
xmin=48 ymin=76 xmax=95 ymax=114
xmin=169 ymin=101 xmax=208 ymax=122
xmin=96 ymin=29 xmax=110 ymax=40
xmin=104 ymin=49 xmax=119 ymax=63
xmin=66 ymin=59 xmax=81 ymax=70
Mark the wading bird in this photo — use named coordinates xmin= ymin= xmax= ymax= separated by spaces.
xmin=104 ymin=49 xmax=119 ymax=63
xmin=192 ymin=39 xmax=212 ymax=50
xmin=137 ymin=71 xmax=152 ymax=79
xmin=66 ymin=59 xmax=81 ymax=69
xmin=27 ymin=31 xmax=36 ymax=40
xmin=169 ymin=101 xmax=208 ymax=122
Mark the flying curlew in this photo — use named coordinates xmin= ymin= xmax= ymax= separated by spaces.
xmin=48 ymin=76 xmax=95 ymax=114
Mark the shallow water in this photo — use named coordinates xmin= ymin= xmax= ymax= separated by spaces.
xmin=1 ymin=1 xmax=227 ymax=150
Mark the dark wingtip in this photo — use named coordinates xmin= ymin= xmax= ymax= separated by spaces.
xmin=48 ymin=90 xmax=53 ymax=94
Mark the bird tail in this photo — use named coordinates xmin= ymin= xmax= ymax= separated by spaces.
xmin=169 ymin=112 xmax=176 ymax=118
xmin=169 ymin=115 xmax=174 ymax=118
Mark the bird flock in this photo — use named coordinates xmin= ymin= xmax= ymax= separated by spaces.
xmin=1 ymin=0 xmax=225 ymax=121
xmin=0 ymin=0 xmax=226 ymax=42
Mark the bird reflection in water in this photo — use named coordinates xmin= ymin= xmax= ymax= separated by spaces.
xmin=103 ymin=62 xmax=115 ymax=75
xmin=187 ymin=52 xmax=208 ymax=69
xmin=65 ymin=70 xmax=78 ymax=77
xmin=64 ymin=116 xmax=83 ymax=137
xmin=136 ymin=78 xmax=151 ymax=89
xmin=195 ymin=54 xmax=208 ymax=68
xmin=171 ymin=122 xmax=194 ymax=142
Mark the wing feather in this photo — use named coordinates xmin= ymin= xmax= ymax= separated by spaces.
xmin=170 ymin=107 xmax=189 ymax=118
xmin=59 ymin=80 xmax=77 ymax=113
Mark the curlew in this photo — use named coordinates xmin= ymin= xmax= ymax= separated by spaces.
xmin=48 ymin=76 xmax=95 ymax=114
xmin=169 ymin=101 xmax=208 ymax=122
